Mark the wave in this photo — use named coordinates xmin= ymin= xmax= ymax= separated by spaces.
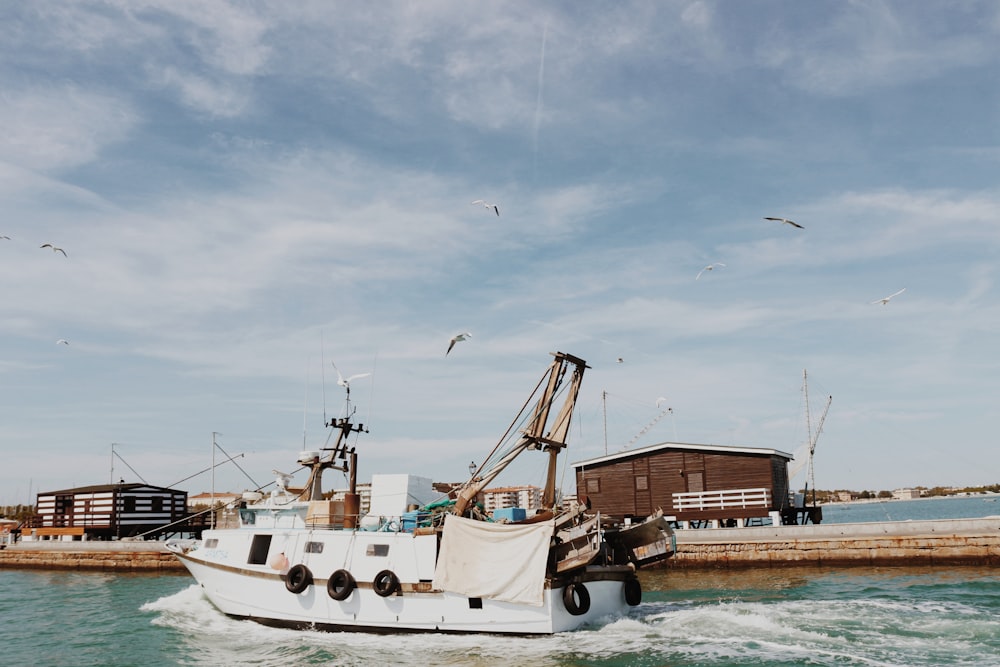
xmin=140 ymin=579 xmax=1000 ymax=667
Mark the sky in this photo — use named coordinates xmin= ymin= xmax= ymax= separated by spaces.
xmin=1 ymin=1 xmax=998 ymax=506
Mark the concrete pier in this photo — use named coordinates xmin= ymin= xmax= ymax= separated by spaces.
xmin=1 ymin=517 xmax=998 ymax=571
xmin=0 ymin=540 xmax=185 ymax=572
xmin=667 ymin=516 xmax=1000 ymax=568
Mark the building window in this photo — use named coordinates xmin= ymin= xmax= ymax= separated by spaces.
xmin=123 ymin=497 xmax=136 ymax=513
xmin=635 ymin=475 xmax=648 ymax=491
xmin=586 ymin=478 xmax=601 ymax=494
xmin=152 ymin=497 xmax=163 ymax=512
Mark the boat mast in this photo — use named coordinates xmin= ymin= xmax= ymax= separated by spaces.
xmin=453 ymin=352 xmax=589 ymax=515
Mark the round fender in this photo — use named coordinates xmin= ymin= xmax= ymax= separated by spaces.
xmin=373 ymin=569 xmax=400 ymax=597
xmin=562 ymin=582 xmax=591 ymax=616
xmin=284 ymin=564 xmax=313 ymax=594
xmin=327 ymin=568 xmax=356 ymax=601
xmin=624 ymin=576 xmax=642 ymax=606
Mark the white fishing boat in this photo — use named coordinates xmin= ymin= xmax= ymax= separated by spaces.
xmin=168 ymin=352 xmax=674 ymax=634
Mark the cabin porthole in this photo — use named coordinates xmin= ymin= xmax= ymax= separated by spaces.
xmin=562 ymin=582 xmax=590 ymax=616
xmin=373 ymin=569 xmax=400 ymax=597
xmin=623 ymin=577 xmax=642 ymax=606
xmin=285 ymin=564 xmax=313 ymax=594
xmin=327 ymin=569 xmax=356 ymax=601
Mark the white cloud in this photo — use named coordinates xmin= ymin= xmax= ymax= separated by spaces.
xmin=0 ymin=86 xmax=135 ymax=170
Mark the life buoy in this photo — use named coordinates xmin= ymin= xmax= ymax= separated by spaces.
xmin=284 ymin=564 xmax=313 ymax=594
xmin=562 ymin=582 xmax=590 ymax=616
xmin=624 ymin=577 xmax=642 ymax=606
xmin=373 ymin=569 xmax=400 ymax=597
xmin=327 ymin=568 xmax=356 ymax=601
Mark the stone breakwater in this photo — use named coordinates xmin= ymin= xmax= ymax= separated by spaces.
xmin=0 ymin=541 xmax=186 ymax=572
xmin=666 ymin=517 xmax=1000 ymax=568
xmin=1 ymin=517 xmax=998 ymax=572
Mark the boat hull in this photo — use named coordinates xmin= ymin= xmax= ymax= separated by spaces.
xmin=171 ymin=529 xmax=637 ymax=635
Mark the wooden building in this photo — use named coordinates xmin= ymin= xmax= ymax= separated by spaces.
xmin=30 ymin=483 xmax=188 ymax=541
xmin=572 ymin=441 xmax=798 ymax=527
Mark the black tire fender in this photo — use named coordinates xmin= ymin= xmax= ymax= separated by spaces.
xmin=284 ymin=564 xmax=313 ymax=594
xmin=562 ymin=582 xmax=591 ymax=616
xmin=624 ymin=576 xmax=642 ymax=606
xmin=327 ymin=568 xmax=356 ymax=601
xmin=373 ymin=569 xmax=400 ymax=597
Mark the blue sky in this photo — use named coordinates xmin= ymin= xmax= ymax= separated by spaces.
xmin=1 ymin=2 xmax=998 ymax=505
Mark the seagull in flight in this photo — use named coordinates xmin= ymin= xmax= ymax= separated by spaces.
xmin=471 ymin=200 xmax=500 ymax=216
xmin=872 ymin=288 xmax=906 ymax=305
xmin=696 ymin=263 xmax=726 ymax=280
xmin=56 ymin=339 xmax=69 ymax=345
xmin=447 ymin=332 xmax=471 ymax=355
xmin=331 ymin=361 xmax=370 ymax=390
xmin=764 ymin=216 xmax=804 ymax=229
xmin=41 ymin=243 xmax=67 ymax=256
xmin=0 ymin=235 xmax=9 ymax=240
xmin=655 ymin=396 xmax=668 ymax=408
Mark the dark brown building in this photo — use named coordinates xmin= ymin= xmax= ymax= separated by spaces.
xmin=572 ymin=441 xmax=798 ymax=527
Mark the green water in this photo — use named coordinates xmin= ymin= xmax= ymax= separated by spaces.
xmin=1 ymin=566 xmax=997 ymax=666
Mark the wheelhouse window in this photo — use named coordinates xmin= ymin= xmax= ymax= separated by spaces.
xmin=366 ymin=544 xmax=389 ymax=557
xmin=247 ymin=534 xmax=272 ymax=565
xmin=305 ymin=541 xmax=324 ymax=554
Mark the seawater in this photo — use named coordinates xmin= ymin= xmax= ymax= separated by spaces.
xmin=2 ymin=568 xmax=997 ymax=666
xmin=820 ymin=494 xmax=1000 ymax=524
xmin=0 ymin=496 xmax=997 ymax=667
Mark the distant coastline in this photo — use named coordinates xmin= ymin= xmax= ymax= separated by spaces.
xmin=821 ymin=491 xmax=1000 ymax=507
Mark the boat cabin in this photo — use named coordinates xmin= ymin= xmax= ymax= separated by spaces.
xmin=572 ymin=441 xmax=798 ymax=528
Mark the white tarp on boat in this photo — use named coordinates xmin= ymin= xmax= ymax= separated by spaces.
xmin=432 ymin=513 xmax=554 ymax=606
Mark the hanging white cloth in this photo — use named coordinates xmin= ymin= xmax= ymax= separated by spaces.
xmin=432 ymin=513 xmax=553 ymax=606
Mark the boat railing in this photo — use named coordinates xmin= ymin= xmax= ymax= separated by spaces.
xmin=672 ymin=487 xmax=771 ymax=511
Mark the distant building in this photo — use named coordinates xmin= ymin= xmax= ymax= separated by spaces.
xmin=331 ymin=482 xmax=371 ymax=515
xmin=893 ymin=488 xmax=922 ymax=500
xmin=481 ymin=486 xmax=543 ymax=513
xmin=188 ymin=492 xmax=243 ymax=510
xmin=29 ymin=483 xmax=188 ymax=541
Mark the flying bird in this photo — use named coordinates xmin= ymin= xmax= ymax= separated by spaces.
xmin=330 ymin=361 xmax=370 ymax=390
xmin=655 ymin=396 xmax=668 ymax=408
xmin=0 ymin=235 xmax=9 ymax=240
xmin=616 ymin=357 xmax=624 ymax=364
xmin=764 ymin=217 xmax=804 ymax=229
xmin=447 ymin=332 xmax=471 ymax=355
xmin=471 ymin=200 xmax=500 ymax=216
xmin=872 ymin=288 xmax=906 ymax=305
xmin=696 ymin=263 xmax=726 ymax=280
xmin=41 ymin=243 xmax=67 ymax=256
xmin=56 ymin=339 xmax=69 ymax=345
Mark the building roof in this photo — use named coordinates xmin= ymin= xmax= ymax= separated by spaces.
xmin=38 ymin=483 xmax=186 ymax=496
xmin=571 ymin=440 xmax=794 ymax=469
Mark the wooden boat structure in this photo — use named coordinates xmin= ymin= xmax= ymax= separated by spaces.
xmin=168 ymin=352 xmax=674 ymax=634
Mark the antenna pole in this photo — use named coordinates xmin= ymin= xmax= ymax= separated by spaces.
xmin=602 ymin=390 xmax=608 ymax=455
xmin=211 ymin=432 xmax=220 ymax=529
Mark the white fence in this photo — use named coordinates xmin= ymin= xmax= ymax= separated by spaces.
xmin=672 ymin=487 xmax=771 ymax=512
